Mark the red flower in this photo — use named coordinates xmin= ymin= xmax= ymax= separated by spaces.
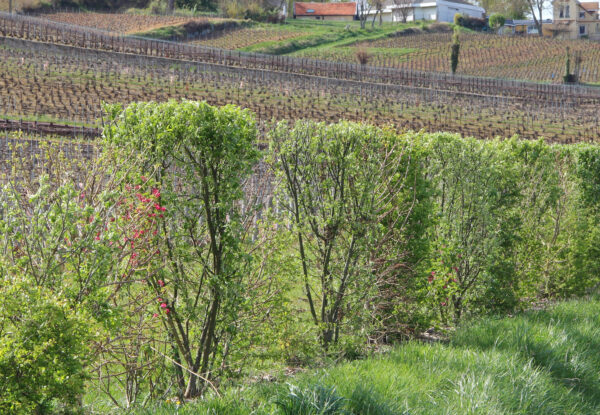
xmin=152 ymin=188 xmax=160 ymax=198
xmin=141 ymin=176 xmax=148 ymax=182
xmin=441 ymin=302 xmax=447 ymax=306
xmin=160 ymin=302 xmax=167 ymax=308
xmin=157 ymin=298 xmax=163 ymax=302
xmin=157 ymin=280 xmax=165 ymax=287
xmin=152 ymin=313 xmax=158 ymax=318
xmin=165 ymin=308 xmax=170 ymax=314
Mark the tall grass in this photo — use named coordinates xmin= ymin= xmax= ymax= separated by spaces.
xmin=131 ymin=297 xmax=600 ymax=415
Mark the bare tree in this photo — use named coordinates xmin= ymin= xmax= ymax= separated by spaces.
xmin=358 ymin=0 xmax=373 ymax=29
xmin=9 ymin=0 xmax=12 ymax=14
xmin=525 ymin=0 xmax=548 ymax=36
xmin=393 ymin=0 xmax=413 ymax=23
xmin=168 ymin=0 xmax=175 ymax=14
xmin=371 ymin=0 xmax=383 ymax=27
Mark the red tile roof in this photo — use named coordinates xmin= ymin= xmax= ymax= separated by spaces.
xmin=580 ymin=1 xmax=599 ymax=11
xmin=294 ymin=2 xmax=357 ymax=16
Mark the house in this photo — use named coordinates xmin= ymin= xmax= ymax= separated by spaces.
xmin=552 ymin=0 xmax=600 ymax=39
xmin=499 ymin=19 xmax=553 ymax=35
xmin=293 ymin=2 xmax=358 ymax=20
xmin=360 ymin=0 xmax=485 ymax=23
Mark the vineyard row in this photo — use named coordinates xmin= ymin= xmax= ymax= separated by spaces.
xmin=1 ymin=37 xmax=598 ymax=144
xmin=1 ymin=12 xmax=600 ymax=102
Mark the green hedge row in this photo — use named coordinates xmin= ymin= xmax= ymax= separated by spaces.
xmin=1 ymin=101 xmax=599 ymax=411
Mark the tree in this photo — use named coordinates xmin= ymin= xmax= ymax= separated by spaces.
xmin=168 ymin=0 xmax=175 ymax=13
xmin=525 ymin=0 xmax=549 ymax=36
xmin=270 ymin=121 xmax=421 ymax=350
xmin=479 ymin=0 xmax=528 ymax=19
xmin=104 ymin=100 xmax=261 ymax=398
xmin=451 ymin=28 xmax=460 ymax=74
xmin=371 ymin=0 xmax=383 ymax=27
xmin=489 ymin=13 xmax=506 ymax=32
xmin=425 ymin=135 xmax=522 ymax=323
xmin=358 ymin=0 xmax=373 ymax=29
xmin=393 ymin=0 xmax=413 ymax=23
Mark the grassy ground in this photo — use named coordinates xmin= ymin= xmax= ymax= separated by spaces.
xmin=125 ymin=297 xmax=600 ymax=414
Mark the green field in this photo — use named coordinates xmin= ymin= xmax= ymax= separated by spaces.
xmin=131 ymin=297 xmax=600 ymax=414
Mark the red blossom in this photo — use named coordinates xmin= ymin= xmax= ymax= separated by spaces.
xmin=152 ymin=188 xmax=160 ymax=198
xmin=160 ymin=303 xmax=167 ymax=309
xmin=157 ymin=280 xmax=165 ymax=287
xmin=165 ymin=308 xmax=170 ymax=314
xmin=152 ymin=313 xmax=158 ymax=318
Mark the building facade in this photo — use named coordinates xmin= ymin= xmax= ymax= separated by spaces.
xmin=552 ymin=0 xmax=600 ymax=39
xmin=363 ymin=0 xmax=484 ymax=23
xmin=293 ymin=2 xmax=358 ymax=20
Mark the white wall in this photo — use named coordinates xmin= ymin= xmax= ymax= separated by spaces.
xmin=436 ymin=1 xmax=485 ymax=22
xmin=414 ymin=6 xmax=437 ymax=21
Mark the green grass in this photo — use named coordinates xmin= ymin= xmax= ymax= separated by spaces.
xmin=127 ymin=297 xmax=600 ymax=414
xmin=229 ymin=20 xmax=419 ymax=55
xmin=132 ymin=19 xmax=247 ymax=41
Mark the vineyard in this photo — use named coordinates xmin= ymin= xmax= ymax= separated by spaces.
xmin=2 ymin=36 xmax=600 ymax=143
xmin=291 ymin=31 xmax=600 ymax=84
xmin=0 ymin=11 xmax=599 ymax=143
xmin=192 ymin=25 xmax=310 ymax=50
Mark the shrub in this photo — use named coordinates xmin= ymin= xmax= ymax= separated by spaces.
xmin=453 ymin=13 xmax=464 ymax=26
xmin=0 ymin=276 xmax=90 ymax=414
xmin=355 ymin=48 xmax=371 ymax=65
xmin=451 ymin=28 xmax=460 ymax=74
xmin=104 ymin=100 xmax=262 ymax=398
xmin=455 ymin=14 xmax=487 ymax=31
xmin=488 ymin=13 xmax=506 ymax=31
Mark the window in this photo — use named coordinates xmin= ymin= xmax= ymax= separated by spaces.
xmin=560 ymin=6 xmax=564 ymax=17
xmin=580 ymin=11 xmax=585 ymax=18
xmin=580 ymin=24 xmax=586 ymax=34
xmin=566 ymin=5 xmax=570 ymax=17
